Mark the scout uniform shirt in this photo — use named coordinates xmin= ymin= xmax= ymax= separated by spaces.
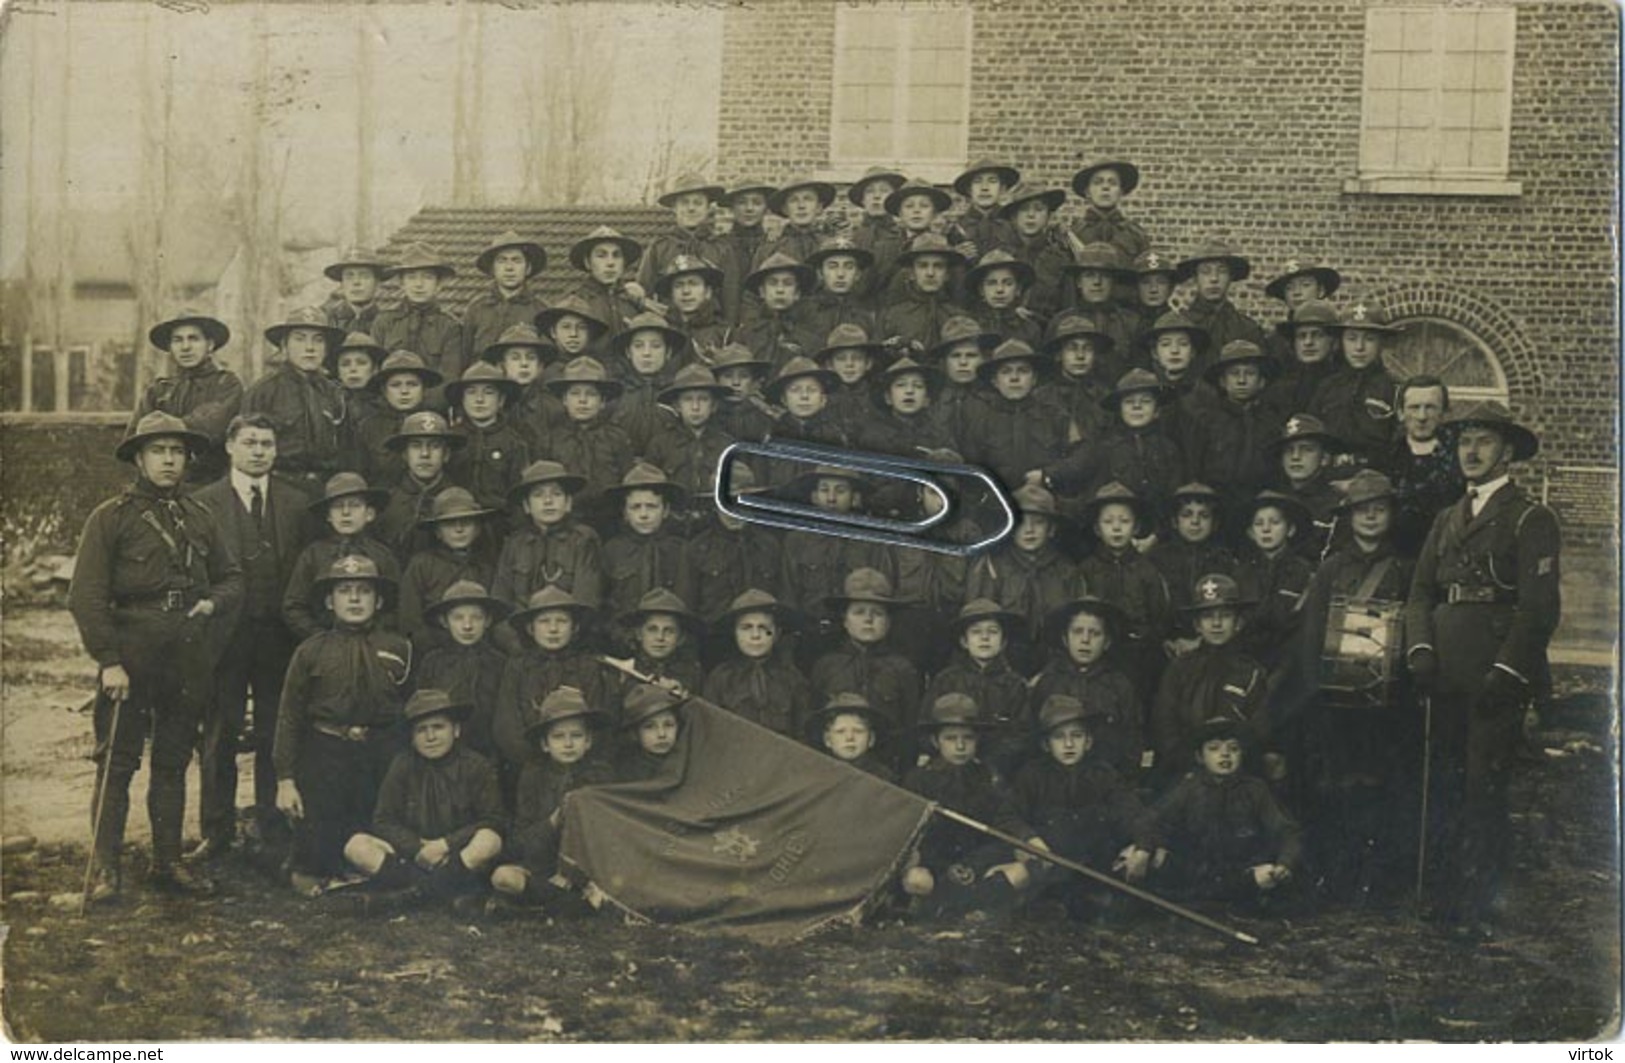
xmin=702 ymin=652 xmax=813 ymax=738
xmin=1012 ymin=756 xmax=1157 ymax=869
xmin=372 ymin=302 xmax=465 ymax=387
xmin=242 ymin=363 xmax=347 ymax=479
xmin=281 ymin=535 xmax=402 ymax=643
xmin=1153 ymin=770 xmax=1302 ymax=894
xmin=271 ymin=616 xmax=412 ymax=783
xmin=1150 ymin=642 xmax=1269 ymax=781
xmin=127 ymin=359 xmax=244 ymax=483
xmin=491 ymin=649 xmax=615 ymax=772
xmin=1309 ymin=361 xmax=1400 ymax=462
xmin=397 ymin=544 xmax=495 ymax=653
xmin=461 ymin=285 xmax=550 ymax=375
xmin=414 ymin=640 xmax=507 ymax=759
xmin=677 ymin=520 xmax=783 ymax=621
xmin=448 ymin=417 xmax=530 ymax=514
xmin=1028 ymin=658 xmax=1142 ymax=779
xmin=492 ymin=519 xmax=606 ymax=611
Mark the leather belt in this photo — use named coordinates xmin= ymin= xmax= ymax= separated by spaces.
xmin=1445 ymin=583 xmax=1516 ymax=605
xmin=115 ymin=589 xmax=198 ymax=612
xmin=312 ymin=722 xmax=375 ymax=742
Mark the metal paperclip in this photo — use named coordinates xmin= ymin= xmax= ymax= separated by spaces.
xmin=713 ymin=440 xmax=1016 ymax=557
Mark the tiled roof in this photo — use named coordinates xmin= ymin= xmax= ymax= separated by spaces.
xmin=379 ymin=205 xmax=672 ymax=311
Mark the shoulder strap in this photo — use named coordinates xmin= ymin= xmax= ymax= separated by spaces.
xmin=1353 ymin=557 xmax=1395 ymax=601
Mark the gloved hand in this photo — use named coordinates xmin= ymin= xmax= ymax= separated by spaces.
xmin=1478 ymin=667 xmax=1528 ymax=712
xmin=1408 ymin=647 xmax=1439 ymax=691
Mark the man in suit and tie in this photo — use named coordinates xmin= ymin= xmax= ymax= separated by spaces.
xmin=1404 ymin=402 xmax=1561 ymax=940
xmin=191 ymin=413 xmax=315 ymax=862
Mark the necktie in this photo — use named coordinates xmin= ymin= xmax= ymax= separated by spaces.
xmin=1468 ymin=486 xmax=1482 ymax=518
xmin=250 ymin=483 xmax=265 ymax=526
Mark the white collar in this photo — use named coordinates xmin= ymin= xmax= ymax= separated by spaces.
xmin=1469 ymin=474 xmax=1511 ymax=513
xmin=1406 ymin=436 xmax=1439 ymax=456
xmin=230 ymin=468 xmax=269 ymax=506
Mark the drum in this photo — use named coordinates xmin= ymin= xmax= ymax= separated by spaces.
xmin=1319 ymin=596 xmax=1405 ymax=709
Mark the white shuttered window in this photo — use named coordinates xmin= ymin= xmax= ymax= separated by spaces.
xmin=832 ymin=4 xmax=971 ymax=173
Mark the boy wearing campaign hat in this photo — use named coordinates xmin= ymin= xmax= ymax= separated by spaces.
xmin=1128 ymin=250 xmax=1180 ymax=345
xmin=376 ymin=411 xmax=467 ymax=562
xmin=778 ymin=467 xmax=896 ymax=613
xmin=1070 ymin=157 xmax=1150 ymax=265
xmin=719 ymin=180 xmax=776 ymax=325
xmin=323 ymin=247 xmax=392 ymax=334
xmin=967 ymin=249 xmax=1044 ymax=349
xmin=243 ymin=307 xmax=349 ymax=483
xmin=846 ymin=167 xmax=907 ymax=300
xmin=807 ymin=692 xmax=897 ymax=783
xmin=1233 ymin=491 xmax=1315 ymax=682
xmin=1176 ymin=240 xmax=1268 ymax=359
xmin=397 ymin=487 xmax=497 ymax=652
xmin=1148 ymin=483 xmax=1239 ymax=653
xmin=809 ymin=569 xmax=923 ymax=759
xmin=491 ymin=588 xmax=615 ymax=777
xmin=1014 ymin=695 xmax=1158 ymax=913
xmin=445 ymin=362 xmax=530 ymax=513
xmin=701 ymin=589 xmax=812 ymax=736
xmin=678 ymin=464 xmax=783 ymax=625
xmin=1308 ymin=301 xmax=1404 ymax=462
xmin=816 ymin=322 xmax=885 ymax=442
xmin=130 ymin=309 xmax=243 ymax=483
xmin=564 ymin=226 xmax=649 ymax=339
xmin=877 ymin=178 xmax=971 ymax=298
xmin=462 ymin=231 xmax=551 ymax=372
xmin=901 ymin=694 xmax=1042 ymax=919
xmin=876 ymin=232 xmax=970 ymax=354
xmin=952 ymin=157 xmax=1021 ymax=263
xmin=1188 ymin=340 xmax=1280 ymax=501
xmin=273 ymin=555 xmax=412 ymax=896
xmin=763 ymin=355 xmax=848 ymax=453
xmin=655 ymin=254 xmax=728 ymax=361
xmin=1150 ymin=574 xmax=1268 ymax=786
xmin=614 ymin=589 xmax=705 ymax=702
xmin=353 ymin=350 xmax=443 ymax=487
xmin=926 ymin=315 xmax=1000 ymax=438
xmin=1261 ymin=298 xmax=1344 ymax=425
xmin=490 ymin=687 xmax=618 ymax=912
xmin=956 ymin=339 xmax=1076 ymax=490
xmin=799 ymin=234 xmax=879 ymax=345
xmin=707 ymin=342 xmax=778 ymax=444
xmin=1070 ymin=368 xmax=1185 ymax=518
xmin=1037 ymin=311 xmax=1114 ymax=448
xmin=1063 ymin=244 xmax=1139 ymax=377
xmin=1269 ymin=413 xmax=1347 ymax=562
xmin=854 ymin=355 xmax=956 ymax=467
xmin=733 ymin=252 xmax=824 ymax=371
xmin=922 ymin=600 xmax=1033 ymax=777
xmin=340 ymin=689 xmax=505 ymax=911
xmin=1076 ymin=483 xmax=1176 ymax=701
xmin=492 ymin=459 xmax=604 ymax=617
xmin=607 ymin=312 xmax=688 ymax=455
xmin=1028 ymin=596 xmax=1144 ymax=778
xmin=645 ymin=365 xmax=737 ymax=505
xmin=1000 ymin=182 xmax=1072 ymax=320
xmin=414 ymin=580 xmax=510 ymax=759
xmin=372 ymin=242 xmax=464 ymax=384
xmin=963 ymin=484 xmax=1086 ymax=664
xmin=538 ymin=355 xmax=634 ymax=500
xmin=281 ymin=473 xmax=401 ymax=643
xmin=616 ymin=683 xmax=686 ymax=783
xmin=639 ymin=172 xmax=736 ymax=325
xmin=601 ymin=463 xmax=689 ymax=618
xmin=330 ymin=332 xmax=389 ymax=476
xmin=483 ymin=323 xmax=565 ymax=451
xmin=756 ymin=174 xmax=839 ymax=274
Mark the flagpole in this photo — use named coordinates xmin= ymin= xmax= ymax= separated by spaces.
xmin=930 ymin=808 xmax=1261 ymax=947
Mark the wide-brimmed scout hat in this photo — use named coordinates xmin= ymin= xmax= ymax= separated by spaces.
xmin=807 ymin=233 xmax=874 ymax=271
xmin=1011 ymin=482 xmax=1060 ymax=518
xmin=1130 ymin=250 xmax=1178 ymax=279
xmin=975 ymin=339 xmax=1049 ymax=383
xmin=1238 ymin=489 xmax=1312 ymax=533
xmin=658 ymin=172 xmax=725 ymax=208
xmin=1064 ymin=243 xmax=1135 ymax=281
xmin=653 ymin=254 xmax=726 ymax=300
xmin=508 ymin=459 xmax=588 ymax=504
xmin=816 ymin=323 xmax=886 ymax=365
xmin=1037 ymin=694 xmax=1105 ymax=734
xmin=423 ymin=578 xmax=511 ymax=624
xmin=402 ymin=688 xmax=473 ymax=725
xmin=1335 ymin=468 xmax=1400 ymax=511
xmin=744 ymin=251 xmax=817 ymax=294
xmin=805 ymin=691 xmax=895 ymax=743
xmin=328 ymin=331 xmax=389 ymax=374
xmin=544 ymin=355 xmax=624 ymax=399
xmin=621 ymin=684 xmax=685 ymax=731
xmin=1264 ymin=256 xmax=1343 ymax=302
xmin=612 ymin=312 xmax=688 ymax=359
xmin=1192 ymin=714 xmax=1251 ymax=751
xmin=149 ymin=309 xmax=230 ymax=352
xmin=953 ymin=157 xmax=1021 ymax=196
xmin=711 ymin=343 xmax=773 ymax=377
xmin=569 ymin=226 xmax=643 ymax=272
xmin=116 ymin=411 xmax=211 ymax=463
xmin=1167 ymin=482 xmax=1226 ymax=521
xmin=917 ymin=692 xmax=995 ymax=732
xmin=658 ymin=364 xmax=731 ymax=404
xmin=1041 ymin=311 xmax=1116 ymax=358
xmin=385 ymin=242 xmax=457 ymax=280
xmin=475 ymin=230 xmax=547 ymax=276
xmin=385 ymin=410 xmax=466 ymax=451
xmin=1079 ymin=481 xmax=1152 ymax=533
xmin=1099 ymin=367 xmax=1175 ymax=411
xmin=264 ymin=306 xmax=345 ymax=350
xmin=508 ymin=585 xmax=595 ymax=632
xmin=534 ymin=295 xmax=609 ymax=338
xmin=1268 ymin=413 xmax=1346 ymax=456
xmin=1138 ymin=311 xmax=1211 ymax=356
xmin=1203 ymin=339 xmax=1280 ymax=384
xmin=949 ymin=598 xmax=1025 ymax=637
xmin=884 ymin=178 xmax=953 ymax=216
xmin=1338 ymin=300 xmax=1405 ymax=335
xmin=998 ymin=181 xmax=1067 ymax=219
xmin=618 ymin=587 xmax=703 ymax=637
xmin=1274 ymin=298 xmax=1343 ymax=339
xmin=310 ymin=553 xmax=396 ymax=600
xmin=367 ymin=349 xmax=445 ymax=392
xmin=763 ymin=355 xmax=839 ymax=404
xmin=1071 ymin=157 xmax=1141 ymax=197
xmin=872 ymin=355 xmax=943 ymax=408
xmin=1175 ymin=240 xmax=1252 ymax=283
xmin=895 ymin=232 xmax=964 ymax=267
xmin=786 ymin=463 xmax=873 ymax=502
xmin=524 ymin=686 xmax=605 ymax=737
xmin=1438 ymin=400 xmax=1540 ymax=461
xmin=306 ymin=471 xmax=390 ymax=513
xmin=1044 ymin=595 xmax=1129 ymax=644
xmin=324 ymin=246 xmax=391 ymax=282
xmin=717 ymin=588 xmax=801 ymax=631
xmin=603 ymin=460 xmax=687 ymax=508
xmin=479 ymin=325 xmax=556 ymax=369
xmin=929 ymin=316 xmax=1000 ymax=360
xmin=823 ymin=567 xmax=908 ymax=612
xmin=416 ymin=486 xmax=496 ymax=526
xmin=966 ymin=249 xmax=1035 ymax=291
xmin=848 ymin=166 xmax=907 ymax=206
xmin=723 ymin=179 xmax=778 ymax=207
xmin=1181 ymin=573 xmax=1257 ymax=614
xmin=768 ymin=175 xmax=837 ymax=216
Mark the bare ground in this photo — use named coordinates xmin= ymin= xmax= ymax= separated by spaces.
xmin=1 ymin=604 xmax=1618 ymax=1043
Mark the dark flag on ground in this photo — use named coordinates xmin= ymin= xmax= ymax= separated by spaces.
xmin=560 ymin=695 xmax=933 ymax=943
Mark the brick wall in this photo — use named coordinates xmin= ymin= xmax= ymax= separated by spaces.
xmin=716 ymin=0 xmax=1619 ymax=544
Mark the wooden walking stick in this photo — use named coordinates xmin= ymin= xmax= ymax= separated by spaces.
xmin=1415 ymin=692 xmax=1433 ymax=915
xmin=80 ymin=687 xmax=125 ymax=917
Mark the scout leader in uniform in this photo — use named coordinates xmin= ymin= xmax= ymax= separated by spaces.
xmin=128 ymin=309 xmax=243 ymax=484
xmin=1404 ymin=402 xmax=1560 ymax=940
xmin=70 ymin=413 xmax=244 ymax=902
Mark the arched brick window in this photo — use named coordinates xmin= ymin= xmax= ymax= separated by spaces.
xmin=1382 ymin=317 xmax=1509 ymax=405
xmin=1365 ymin=282 xmax=1536 ymax=407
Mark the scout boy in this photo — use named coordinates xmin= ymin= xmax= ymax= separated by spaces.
xmin=963 ymin=483 xmax=1085 ymax=664
xmin=1070 ymin=157 xmax=1150 ymax=265
xmin=1264 ymin=298 xmax=1344 ymax=426
xmin=607 ymin=311 xmax=686 ymax=455
xmin=617 ymin=683 xmax=685 ymax=783
xmin=565 ymin=225 xmax=648 ymax=340
xmin=1270 ymin=413 xmax=1346 ymax=562
xmin=1079 ymin=368 xmax=1185 ymax=517
xmin=1075 ymin=483 xmax=1174 ymax=701
xmin=539 ymin=355 xmax=634 ymax=500
xmin=759 ymin=174 xmax=839 ymax=270
xmin=396 ymin=486 xmax=497 ymax=653
xmin=600 ymin=462 xmax=689 ymax=619
xmin=818 ymin=323 xmax=885 ymax=441
xmin=800 ymin=234 xmax=879 ymax=344
xmin=614 ymin=588 xmax=706 ymax=701
xmin=967 ymin=249 xmax=1044 ymax=349
xmin=242 ymin=307 xmax=349 ymax=484
xmin=1310 ymin=301 xmax=1404 ymax=462
xmin=130 ymin=309 xmax=243 ymax=483
xmin=847 ymin=166 xmax=908 ymax=301
xmin=1148 ymin=482 xmax=1239 ymax=648
xmin=879 ymin=177 xmax=968 ymax=298
xmin=733 ymin=251 xmax=822 ymax=371
xmin=535 ymin=293 xmax=609 ymax=363
xmin=372 ymin=242 xmax=463 ymax=386
xmin=491 ymin=587 xmax=615 ymax=777
xmin=1029 ymin=596 xmax=1143 ymax=779
xmin=1187 ymin=340 xmax=1280 ymax=501
xmin=1174 ymin=240 xmax=1268 ymax=356
xmin=483 ymin=322 xmax=565 ymax=451
xmin=720 ymin=179 xmax=776 ymax=325
xmin=70 ymin=412 xmax=244 ymax=901
xmin=876 ymin=233 xmax=969 ymax=354
xmin=356 ymin=350 xmax=443 ymax=486
xmin=957 ymin=339 xmax=1075 ymax=491
xmin=639 ymin=172 xmax=735 ymax=326
xmin=809 ymin=568 xmax=923 ymax=757
xmin=764 ymin=356 xmax=848 ymax=452
xmin=854 ymin=355 xmax=957 ymax=469
xmin=323 ymin=247 xmax=392 ymax=334
xmin=709 ymin=342 xmax=779 ymax=445
xmin=1063 ymin=243 xmax=1139 ymax=376
xmin=462 ymin=230 xmax=550 ymax=371
xmin=644 ymin=364 xmax=736 ymax=503
xmin=340 ymin=689 xmax=505 ymax=910
xmin=491 ymin=459 xmax=605 ymax=614
xmin=1233 ymin=490 xmax=1315 ymax=679
xmin=375 ymin=410 xmax=465 ymax=562
xmin=281 ymin=472 xmax=400 ymax=643
xmin=701 ymin=589 xmax=812 ymax=736
xmin=654 ymin=254 xmax=728 ymax=361
xmin=1128 ymin=250 xmax=1180 ymax=345
xmin=922 ymin=599 xmax=1034 ymax=778
xmin=413 ymin=580 xmax=510 ymax=760
xmin=273 ymin=555 xmax=411 ymax=898
xmin=999 ymin=181 xmax=1072 ymax=320
xmin=678 ymin=463 xmax=784 ymax=625
xmin=952 ymin=157 xmax=1021 ymax=261
xmin=807 ymin=692 xmax=897 ymax=783
xmin=1037 ymin=311 xmax=1114 ymax=448
xmin=330 ymin=332 xmax=389 ymax=477
xmin=445 ymin=361 xmax=529 ymax=513
xmin=928 ymin=315 xmax=1000 ymax=441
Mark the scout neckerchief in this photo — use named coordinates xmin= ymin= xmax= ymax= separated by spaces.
xmin=131 ymin=480 xmax=198 ymax=574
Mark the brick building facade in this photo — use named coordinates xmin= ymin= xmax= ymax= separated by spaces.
xmin=717 ymin=0 xmax=1619 ymax=543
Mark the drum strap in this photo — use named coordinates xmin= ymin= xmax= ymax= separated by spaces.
xmin=1353 ymin=558 xmax=1394 ymax=603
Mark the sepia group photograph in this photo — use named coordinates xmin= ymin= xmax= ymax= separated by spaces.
xmin=0 ymin=0 xmax=1618 ymax=1046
